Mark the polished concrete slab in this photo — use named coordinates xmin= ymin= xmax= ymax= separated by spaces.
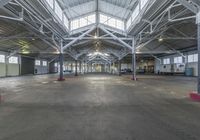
xmin=0 ymin=74 xmax=200 ymax=140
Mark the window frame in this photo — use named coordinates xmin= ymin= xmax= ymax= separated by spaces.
xmin=35 ymin=60 xmax=41 ymax=66
xmin=70 ymin=14 xmax=96 ymax=30
xmin=42 ymin=61 xmax=48 ymax=66
xmin=174 ymin=56 xmax=183 ymax=64
xmin=188 ymin=54 xmax=198 ymax=63
xmin=0 ymin=54 xmax=5 ymax=63
xmin=8 ymin=56 xmax=18 ymax=64
xmin=99 ymin=13 xmax=125 ymax=31
xmin=163 ymin=58 xmax=170 ymax=65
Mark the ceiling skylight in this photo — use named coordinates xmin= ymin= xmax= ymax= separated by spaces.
xmin=71 ymin=14 xmax=96 ymax=30
xmin=100 ymin=14 xmax=125 ymax=31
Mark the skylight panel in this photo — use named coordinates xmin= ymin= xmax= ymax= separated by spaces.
xmin=55 ymin=0 xmax=63 ymax=20
xmin=71 ymin=19 xmax=79 ymax=30
xmin=126 ymin=17 xmax=132 ymax=29
xmin=46 ymin=0 xmax=54 ymax=9
xmin=126 ymin=4 xmax=140 ymax=30
xmin=64 ymin=15 xmax=69 ymax=29
xmin=87 ymin=14 xmax=95 ymax=24
xmin=108 ymin=18 xmax=115 ymax=27
xmin=100 ymin=14 xmax=108 ymax=24
xmin=131 ymin=5 xmax=139 ymax=21
xmin=99 ymin=14 xmax=125 ymax=31
xmin=141 ymin=0 xmax=149 ymax=9
xmin=70 ymin=14 xmax=96 ymax=30
xmin=80 ymin=18 xmax=88 ymax=27
xmin=116 ymin=20 xmax=124 ymax=30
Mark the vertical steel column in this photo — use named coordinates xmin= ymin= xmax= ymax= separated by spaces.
xmin=132 ymin=38 xmax=137 ymax=80
xmin=113 ymin=62 xmax=115 ymax=74
xmin=109 ymin=63 xmax=111 ymax=73
xmin=75 ymin=60 xmax=78 ymax=76
xmin=59 ymin=53 xmax=64 ymax=80
xmin=58 ymin=40 xmax=64 ymax=81
xmin=84 ymin=61 xmax=86 ymax=74
xmin=197 ymin=12 xmax=200 ymax=94
xmin=189 ymin=12 xmax=200 ymax=101
xmin=71 ymin=63 xmax=73 ymax=72
xmin=79 ymin=61 xmax=82 ymax=74
xmin=118 ymin=59 xmax=121 ymax=76
xmin=87 ymin=64 xmax=89 ymax=73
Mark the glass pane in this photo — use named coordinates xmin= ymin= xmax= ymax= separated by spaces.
xmin=0 ymin=55 xmax=5 ymax=63
xmin=9 ymin=56 xmax=18 ymax=64
xmin=188 ymin=55 xmax=193 ymax=63
xmin=126 ymin=17 xmax=132 ymax=29
xmin=64 ymin=15 xmax=69 ymax=29
xmin=70 ymin=14 xmax=96 ymax=30
xmin=164 ymin=58 xmax=170 ymax=64
xmin=80 ymin=17 xmax=88 ymax=27
xmin=100 ymin=14 xmax=108 ymax=24
xmin=54 ymin=63 xmax=58 ymax=67
xmin=194 ymin=54 xmax=198 ymax=62
xmin=43 ymin=61 xmax=47 ymax=66
xmin=178 ymin=57 xmax=183 ymax=63
xmin=88 ymin=14 xmax=95 ymax=24
xmin=131 ymin=4 xmax=139 ymax=21
xmin=174 ymin=57 xmax=177 ymax=63
xmin=167 ymin=58 xmax=170 ymax=64
xmin=35 ymin=60 xmax=41 ymax=66
xmin=46 ymin=0 xmax=54 ymax=9
xmin=99 ymin=14 xmax=124 ymax=30
xmin=71 ymin=19 xmax=79 ymax=30
xmin=116 ymin=20 xmax=124 ymax=30
xmin=108 ymin=18 xmax=116 ymax=27
xmin=174 ymin=57 xmax=182 ymax=64
xmin=141 ymin=0 xmax=149 ymax=9
xmin=55 ymin=0 xmax=63 ymax=20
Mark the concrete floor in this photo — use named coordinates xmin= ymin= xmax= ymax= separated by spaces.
xmin=0 ymin=74 xmax=200 ymax=140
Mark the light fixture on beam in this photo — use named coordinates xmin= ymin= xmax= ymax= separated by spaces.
xmin=94 ymin=32 xmax=98 ymax=39
xmin=158 ymin=36 xmax=164 ymax=42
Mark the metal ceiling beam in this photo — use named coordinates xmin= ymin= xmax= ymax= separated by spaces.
xmin=0 ymin=0 xmax=12 ymax=8
xmin=64 ymin=37 xmax=133 ymax=40
xmin=176 ymin=0 xmax=199 ymax=14
xmin=63 ymin=26 xmax=96 ymax=50
xmin=99 ymin=26 xmax=132 ymax=50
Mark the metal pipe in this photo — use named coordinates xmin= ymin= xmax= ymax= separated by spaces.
xmin=0 ymin=15 xmax=23 ymax=21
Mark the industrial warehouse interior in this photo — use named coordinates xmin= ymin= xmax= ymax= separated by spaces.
xmin=0 ymin=0 xmax=200 ymax=139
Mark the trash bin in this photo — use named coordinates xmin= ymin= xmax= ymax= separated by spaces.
xmin=185 ymin=68 xmax=193 ymax=76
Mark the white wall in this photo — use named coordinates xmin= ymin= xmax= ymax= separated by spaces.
xmin=34 ymin=60 xmax=49 ymax=75
xmin=0 ymin=51 xmax=20 ymax=77
xmin=155 ymin=51 xmax=198 ymax=76
xmin=7 ymin=64 xmax=20 ymax=76
xmin=0 ymin=63 xmax=6 ymax=77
